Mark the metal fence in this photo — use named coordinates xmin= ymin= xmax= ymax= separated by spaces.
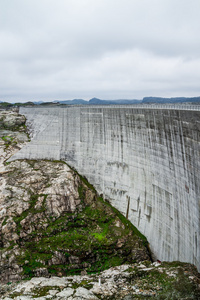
xmin=24 ymin=104 xmax=200 ymax=111
xmin=74 ymin=104 xmax=200 ymax=111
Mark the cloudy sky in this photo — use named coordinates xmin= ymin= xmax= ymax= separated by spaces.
xmin=1 ymin=0 xmax=200 ymax=102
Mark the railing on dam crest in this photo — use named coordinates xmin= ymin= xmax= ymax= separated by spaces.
xmin=74 ymin=104 xmax=200 ymax=111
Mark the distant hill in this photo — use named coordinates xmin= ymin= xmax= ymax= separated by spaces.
xmin=33 ymin=101 xmax=44 ymax=104
xmin=88 ymin=97 xmax=141 ymax=105
xmin=1 ymin=96 xmax=200 ymax=107
xmin=56 ymin=97 xmax=200 ymax=105
xmin=55 ymin=99 xmax=88 ymax=105
xmin=142 ymin=97 xmax=200 ymax=103
xmin=47 ymin=98 xmax=141 ymax=105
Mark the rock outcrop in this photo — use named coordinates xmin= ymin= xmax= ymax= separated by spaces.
xmin=0 ymin=109 xmax=29 ymax=169
xmin=1 ymin=262 xmax=200 ymax=299
xmin=0 ymin=159 xmax=150 ymax=283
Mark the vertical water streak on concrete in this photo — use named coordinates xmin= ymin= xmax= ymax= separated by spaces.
xmin=126 ymin=196 xmax=130 ymax=219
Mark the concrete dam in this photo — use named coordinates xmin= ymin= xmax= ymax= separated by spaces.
xmin=11 ymin=105 xmax=200 ymax=271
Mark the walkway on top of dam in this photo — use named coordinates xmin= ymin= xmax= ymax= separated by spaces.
xmin=51 ymin=104 xmax=200 ymax=111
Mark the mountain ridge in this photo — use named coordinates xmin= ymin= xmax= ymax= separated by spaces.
xmin=1 ymin=96 xmax=200 ymax=106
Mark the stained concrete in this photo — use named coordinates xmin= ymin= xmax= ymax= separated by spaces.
xmin=10 ymin=106 xmax=200 ymax=271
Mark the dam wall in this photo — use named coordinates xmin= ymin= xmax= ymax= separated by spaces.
xmin=11 ymin=106 xmax=200 ymax=270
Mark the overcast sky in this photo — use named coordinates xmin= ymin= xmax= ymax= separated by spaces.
xmin=1 ymin=0 xmax=200 ymax=102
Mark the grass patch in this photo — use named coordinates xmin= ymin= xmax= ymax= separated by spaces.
xmin=2 ymin=216 xmax=9 ymax=226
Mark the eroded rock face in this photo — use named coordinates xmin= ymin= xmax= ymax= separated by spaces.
xmin=0 ymin=110 xmax=150 ymax=283
xmin=0 ymin=110 xmax=29 ymax=171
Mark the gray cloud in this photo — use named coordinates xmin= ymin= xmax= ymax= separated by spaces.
xmin=0 ymin=0 xmax=200 ymax=102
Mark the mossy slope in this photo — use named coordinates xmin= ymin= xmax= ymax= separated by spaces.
xmin=0 ymin=160 xmax=150 ymax=281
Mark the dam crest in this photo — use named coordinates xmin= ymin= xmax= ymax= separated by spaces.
xmin=11 ymin=105 xmax=200 ymax=271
